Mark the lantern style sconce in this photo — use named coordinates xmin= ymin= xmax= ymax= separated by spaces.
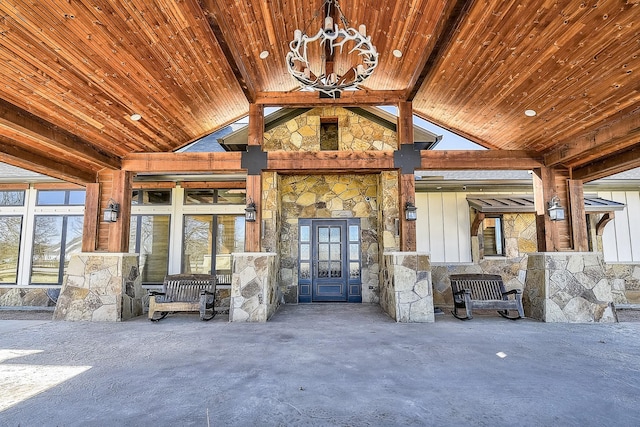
xmin=405 ymin=201 xmax=418 ymax=221
xmin=245 ymin=199 xmax=257 ymax=222
xmin=547 ymin=195 xmax=565 ymax=221
xmin=103 ymin=199 xmax=120 ymax=223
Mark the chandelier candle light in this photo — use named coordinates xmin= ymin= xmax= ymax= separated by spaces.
xmin=286 ymin=0 xmax=378 ymax=97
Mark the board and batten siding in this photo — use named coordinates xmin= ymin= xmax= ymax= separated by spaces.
xmin=597 ymin=190 xmax=640 ymax=263
xmin=415 ymin=192 xmax=472 ymax=263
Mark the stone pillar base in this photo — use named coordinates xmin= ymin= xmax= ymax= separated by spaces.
xmin=53 ymin=253 xmax=143 ymax=321
xmin=381 ymin=252 xmax=434 ymax=323
xmin=230 ymin=252 xmax=279 ymax=322
xmin=525 ymin=252 xmax=616 ymax=323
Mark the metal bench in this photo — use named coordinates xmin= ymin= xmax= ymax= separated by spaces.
xmin=148 ymin=274 xmax=216 ymax=322
xmin=449 ymin=273 xmax=524 ymax=320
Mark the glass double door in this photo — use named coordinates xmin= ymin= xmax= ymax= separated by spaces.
xmin=298 ymin=219 xmax=361 ymax=303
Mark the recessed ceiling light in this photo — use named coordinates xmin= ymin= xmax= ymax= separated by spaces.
xmin=524 ymin=109 xmax=537 ymax=117
xmin=130 ymin=113 xmax=142 ymax=121
xmin=392 ymin=49 xmax=403 ymax=58
xmin=259 ymin=51 xmax=269 ymax=59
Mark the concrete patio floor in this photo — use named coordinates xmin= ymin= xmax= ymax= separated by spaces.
xmin=1 ymin=304 xmax=639 ymax=426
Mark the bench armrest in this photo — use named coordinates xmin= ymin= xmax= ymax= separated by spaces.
xmin=149 ymin=291 xmax=166 ymax=297
xmin=200 ymin=290 xmax=215 ymax=296
xmin=453 ymin=289 xmax=472 ymax=296
xmin=502 ymin=289 xmax=522 ymax=296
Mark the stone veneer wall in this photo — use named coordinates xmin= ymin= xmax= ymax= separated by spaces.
xmin=0 ymin=288 xmax=59 ymax=308
xmin=431 ymin=257 xmax=527 ymax=308
xmin=380 ymin=252 xmax=434 ymax=322
xmin=230 ymin=252 xmax=279 ymax=322
xmin=278 ymin=174 xmax=381 ymax=303
xmin=605 ymin=263 xmax=640 ymax=304
xmin=263 ymin=107 xmax=397 ymax=152
xmin=53 ymin=253 xmax=144 ymax=321
xmin=524 ymin=252 xmax=616 ymax=322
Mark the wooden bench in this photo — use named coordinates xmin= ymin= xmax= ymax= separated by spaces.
xmin=148 ymin=274 xmax=216 ymax=321
xmin=449 ymin=273 xmax=524 ymax=320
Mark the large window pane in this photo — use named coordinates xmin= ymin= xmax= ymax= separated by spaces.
xmin=183 ymin=215 xmax=214 ymax=274
xmin=31 ymin=216 xmax=83 ymax=284
xmin=0 ymin=191 xmax=25 ymax=206
xmin=182 ymin=215 xmax=244 ymax=281
xmin=0 ymin=216 xmax=22 ymax=283
xmin=37 ymin=191 xmax=66 ymax=205
xmin=31 ymin=216 xmax=63 ymax=283
xmin=184 ymin=189 xmax=215 ymax=205
xmin=64 ymin=216 xmax=84 ymax=269
xmin=130 ymin=215 xmax=170 ymax=283
xmin=216 ymin=189 xmax=246 ymax=204
xmin=215 ymin=216 xmax=245 ymax=283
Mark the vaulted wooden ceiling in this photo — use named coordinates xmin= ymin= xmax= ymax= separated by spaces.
xmin=0 ymin=0 xmax=638 ymax=184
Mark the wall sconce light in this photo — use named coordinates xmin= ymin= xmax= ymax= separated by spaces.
xmin=405 ymin=201 xmax=417 ymax=221
xmin=245 ymin=198 xmax=257 ymax=222
xmin=103 ymin=199 xmax=120 ymax=223
xmin=547 ymin=195 xmax=565 ymax=221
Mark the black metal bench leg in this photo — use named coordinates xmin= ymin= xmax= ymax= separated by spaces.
xmin=150 ymin=312 xmax=169 ymax=322
xmin=199 ymin=293 xmax=215 ymax=321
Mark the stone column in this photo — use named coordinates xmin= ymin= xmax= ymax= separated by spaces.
xmin=230 ymin=252 xmax=279 ymax=322
xmin=381 ymin=252 xmax=434 ymax=322
xmin=53 ymin=253 xmax=143 ymax=321
xmin=524 ymin=252 xmax=616 ymax=322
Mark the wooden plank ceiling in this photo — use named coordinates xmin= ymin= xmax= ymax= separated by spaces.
xmin=0 ymin=0 xmax=638 ymax=184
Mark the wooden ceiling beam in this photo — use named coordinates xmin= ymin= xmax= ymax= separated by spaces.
xmin=123 ymin=152 xmax=243 ymax=173
xmin=572 ymin=144 xmax=640 ymax=182
xmin=255 ymin=90 xmax=407 ymax=106
xmin=420 ymin=150 xmax=543 ymax=170
xmin=544 ymin=107 xmax=640 ymax=169
xmin=406 ymin=0 xmax=476 ymax=101
xmin=199 ymin=0 xmax=256 ymax=102
xmin=0 ymin=138 xmax=96 ymax=184
xmin=267 ymin=151 xmax=394 ymax=172
xmin=0 ymin=99 xmax=121 ymax=170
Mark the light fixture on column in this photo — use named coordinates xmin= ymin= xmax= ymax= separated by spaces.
xmin=547 ymin=195 xmax=565 ymax=221
xmin=285 ymin=0 xmax=378 ymax=98
xmin=405 ymin=201 xmax=417 ymax=221
xmin=103 ymin=199 xmax=120 ymax=223
xmin=245 ymin=198 xmax=257 ymax=222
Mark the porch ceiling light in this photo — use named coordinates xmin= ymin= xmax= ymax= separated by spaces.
xmin=285 ymin=0 xmax=378 ymax=98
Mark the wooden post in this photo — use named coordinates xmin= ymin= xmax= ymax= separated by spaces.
xmin=397 ymin=101 xmax=414 ymax=146
xmin=568 ymin=179 xmax=588 ymax=252
xmin=397 ymin=101 xmax=416 ymax=251
xmin=245 ymin=103 xmax=264 ymax=252
xmin=81 ymin=183 xmax=100 ymax=252
xmin=399 ymin=174 xmax=417 ymax=251
xmin=107 ymin=170 xmax=133 ymax=253
xmin=533 ymin=167 xmax=573 ymax=252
